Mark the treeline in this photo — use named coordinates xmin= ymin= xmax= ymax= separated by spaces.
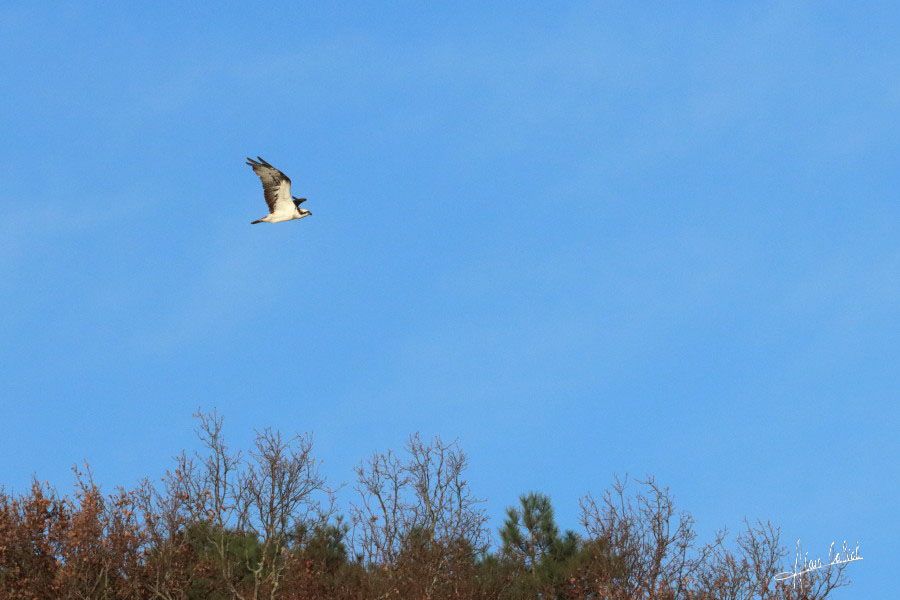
xmin=0 ymin=413 xmax=848 ymax=600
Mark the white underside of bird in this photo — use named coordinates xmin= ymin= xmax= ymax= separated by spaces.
xmin=246 ymin=156 xmax=311 ymax=225
xmin=257 ymin=206 xmax=308 ymax=223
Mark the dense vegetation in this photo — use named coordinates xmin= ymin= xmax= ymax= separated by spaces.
xmin=0 ymin=413 xmax=848 ymax=599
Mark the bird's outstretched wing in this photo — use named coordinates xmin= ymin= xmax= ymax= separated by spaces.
xmin=246 ymin=157 xmax=294 ymax=214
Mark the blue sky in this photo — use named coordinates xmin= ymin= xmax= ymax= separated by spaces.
xmin=1 ymin=2 xmax=897 ymax=594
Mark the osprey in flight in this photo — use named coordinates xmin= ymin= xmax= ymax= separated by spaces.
xmin=246 ymin=157 xmax=311 ymax=224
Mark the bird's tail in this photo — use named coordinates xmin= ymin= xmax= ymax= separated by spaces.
xmin=251 ymin=219 xmax=264 ymax=224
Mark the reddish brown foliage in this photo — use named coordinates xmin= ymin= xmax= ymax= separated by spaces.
xmin=0 ymin=417 xmax=850 ymax=600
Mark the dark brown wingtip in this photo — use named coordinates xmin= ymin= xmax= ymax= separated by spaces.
xmin=251 ymin=219 xmax=263 ymax=224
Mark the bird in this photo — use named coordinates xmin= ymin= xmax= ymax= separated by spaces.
xmin=246 ymin=156 xmax=311 ymax=224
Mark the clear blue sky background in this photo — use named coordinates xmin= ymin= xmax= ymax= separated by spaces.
xmin=1 ymin=2 xmax=896 ymax=595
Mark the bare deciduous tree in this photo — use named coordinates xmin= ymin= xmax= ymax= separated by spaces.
xmin=578 ymin=476 xmax=704 ymax=599
xmin=159 ymin=411 xmax=330 ymax=600
xmin=235 ymin=427 xmax=329 ymax=600
xmin=134 ymin=453 xmax=204 ymax=600
xmin=693 ymin=520 xmax=849 ymax=600
xmin=577 ymin=476 xmax=849 ymax=600
xmin=351 ymin=433 xmax=489 ymax=599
